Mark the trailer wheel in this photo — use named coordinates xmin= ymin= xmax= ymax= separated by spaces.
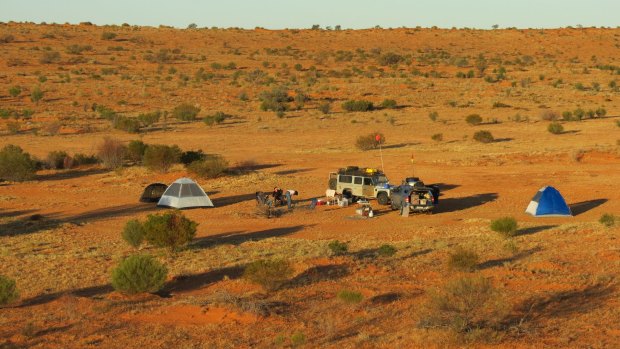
xmin=377 ymin=192 xmax=389 ymax=205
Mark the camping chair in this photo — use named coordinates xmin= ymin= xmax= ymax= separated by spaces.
xmin=325 ymin=189 xmax=338 ymax=205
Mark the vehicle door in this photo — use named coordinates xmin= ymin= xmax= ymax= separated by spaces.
xmin=362 ymin=177 xmax=374 ymax=198
xmin=352 ymin=176 xmax=364 ymax=196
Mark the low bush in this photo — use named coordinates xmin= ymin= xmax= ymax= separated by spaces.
xmin=547 ymin=122 xmax=564 ymax=135
xmin=46 ymin=150 xmax=69 ymax=170
xmin=259 ymin=87 xmax=290 ymax=112
xmin=243 ymin=259 xmax=294 ymax=291
xmin=172 ymin=103 xmax=200 ymax=121
xmin=39 ymin=51 xmax=60 ymax=64
xmin=380 ymin=99 xmax=397 ymax=109
xmin=465 ymin=114 xmax=482 ymax=125
xmin=112 ymin=115 xmax=141 ymax=133
xmin=180 ymin=150 xmax=206 ymax=165
xmin=473 ymin=130 xmax=494 ymax=143
xmin=356 ymin=132 xmax=385 ymax=150
xmin=0 ymin=145 xmax=37 ymax=181
xmin=0 ymin=275 xmax=19 ymax=305
xmin=428 ymin=111 xmax=439 ymax=122
xmin=431 ymin=133 xmax=443 ymax=142
xmin=318 ymin=102 xmax=331 ymax=114
xmin=203 ymin=111 xmax=231 ymax=126
xmin=97 ymin=137 xmax=125 ymax=169
xmin=143 ymin=144 xmax=181 ymax=173
xmin=111 ymin=254 xmax=167 ymax=294
xmin=448 ymin=247 xmax=479 ymax=272
xmin=8 ymin=86 xmax=21 ymax=97
xmin=30 ymin=86 xmax=44 ymax=103
xmin=73 ymin=153 xmax=99 ymax=166
xmin=599 ymin=213 xmax=616 ymax=227
xmin=337 ymin=290 xmax=364 ymax=304
xmin=377 ymin=244 xmax=397 ymax=257
xmin=540 ymin=110 xmax=559 ymax=121
xmin=137 ymin=111 xmax=161 ymax=127
xmin=126 ymin=140 xmax=148 ymax=163
xmin=187 ymin=155 xmax=229 ymax=178
xmin=490 ymin=217 xmax=518 ymax=237
xmin=328 ymin=240 xmax=348 ymax=256
xmin=420 ymin=275 xmax=504 ymax=334
xmin=142 ymin=211 xmax=197 ymax=251
xmin=101 ymin=32 xmax=117 ymax=40
xmin=6 ymin=121 xmax=20 ymax=134
xmin=122 ymin=219 xmax=145 ymax=248
xmin=342 ymin=99 xmax=374 ymax=112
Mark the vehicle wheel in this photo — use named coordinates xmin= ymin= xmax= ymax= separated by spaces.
xmin=343 ymin=190 xmax=352 ymax=199
xmin=377 ymin=192 xmax=389 ymax=205
xmin=328 ymin=178 xmax=337 ymax=190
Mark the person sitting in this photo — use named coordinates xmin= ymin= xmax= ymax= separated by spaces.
xmin=272 ymin=187 xmax=284 ymax=206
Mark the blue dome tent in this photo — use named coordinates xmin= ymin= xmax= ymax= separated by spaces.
xmin=525 ymin=186 xmax=572 ymax=217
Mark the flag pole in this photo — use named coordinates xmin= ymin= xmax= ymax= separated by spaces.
xmin=376 ymin=134 xmax=384 ymax=173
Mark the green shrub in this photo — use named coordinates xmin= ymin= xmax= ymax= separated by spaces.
xmin=428 ymin=111 xmax=439 ymax=122
xmin=290 ymin=332 xmax=306 ymax=347
xmin=342 ymin=99 xmax=374 ymax=112
xmin=142 ymin=211 xmax=197 ymax=251
xmin=595 ymin=107 xmax=607 ymax=117
xmin=172 ymin=103 xmax=200 ymax=121
xmin=547 ymin=122 xmax=564 ymax=135
xmin=490 ymin=217 xmax=518 ymax=237
xmin=599 ymin=213 xmax=616 ymax=227
xmin=137 ymin=111 xmax=161 ymax=127
xmin=244 ymin=259 xmax=293 ymax=291
xmin=143 ymin=144 xmax=181 ymax=173
xmin=30 ymin=86 xmax=44 ymax=103
xmin=328 ymin=240 xmax=348 ymax=256
xmin=8 ymin=86 xmax=21 ymax=97
xmin=421 ymin=275 xmax=503 ymax=333
xmin=122 ymin=219 xmax=145 ymax=248
xmin=0 ymin=145 xmax=37 ymax=181
xmin=111 ymin=254 xmax=167 ymax=294
xmin=573 ymin=108 xmax=585 ymax=120
xmin=356 ymin=132 xmax=385 ymax=150
xmin=0 ymin=34 xmax=15 ymax=43
xmin=380 ymin=99 xmax=397 ymax=109
xmin=97 ymin=137 xmax=125 ymax=169
xmin=112 ymin=115 xmax=141 ymax=133
xmin=46 ymin=150 xmax=69 ymax=170
xmin=73 ymin=153 xmax=99 ymax=166
xmin=616 ymin=120 xmax=620 ymax=128
xmin=187 ymin=155 xmax=229 ymax=178
xmin=473 ymin=130 xmax=494 ymax=143
xmin=377 ymin=244 xmax=397 ymax=257
xmin=465 ymin=114 xmax=482 ymax=125
xmin=126 ymin=140 xmax=148 ymax=163
xmin=101 ymin=32 xmax=117 ymax=40
xmin=180 ymin=150 xmax=206 ymax=165
xmin=378 ymin=52 xmax=403 ymax=66
xmin=203 ymin=111 xmax=231 ymax=126
xmin=259 ymin=87 xmax=290 ymax=112
xmin=337 ymin=290 xmax=363 ymax=304
xmin=318 ymin=102 xmax=331 ymax=114
xmin=448 ymin=247 xmax=479 ymax=272
xmin=0 ymin=275 xmax=19 ymax=305
xmin=431 ymin=133 xmax=443 ymax=142
xmin=7 ymin=121 xmax=20 ymax=134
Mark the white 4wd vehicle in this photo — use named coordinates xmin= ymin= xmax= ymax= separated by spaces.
xmin=328 ymin=166 xmax=393 ymax=205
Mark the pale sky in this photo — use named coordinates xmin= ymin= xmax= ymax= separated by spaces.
xmin=1 ymin=0 xmax=618 ymax=29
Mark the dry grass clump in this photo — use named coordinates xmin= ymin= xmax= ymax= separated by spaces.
xmin=490 ymin=217 xmax=518 ymax=237
xmin=356 ymin=132 xmax=385 ymax=150
xmin=448 ymin=247 xmax=479 ymax=271
xmin=243 ymin=259 xmax=294 ymax=291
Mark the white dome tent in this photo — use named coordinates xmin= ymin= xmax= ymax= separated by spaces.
xmin=157 ymin=177 xmax=214 ymax=209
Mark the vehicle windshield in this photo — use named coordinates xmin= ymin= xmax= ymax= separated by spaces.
xmin=374 ymin=175 xmax=388 ymax=184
